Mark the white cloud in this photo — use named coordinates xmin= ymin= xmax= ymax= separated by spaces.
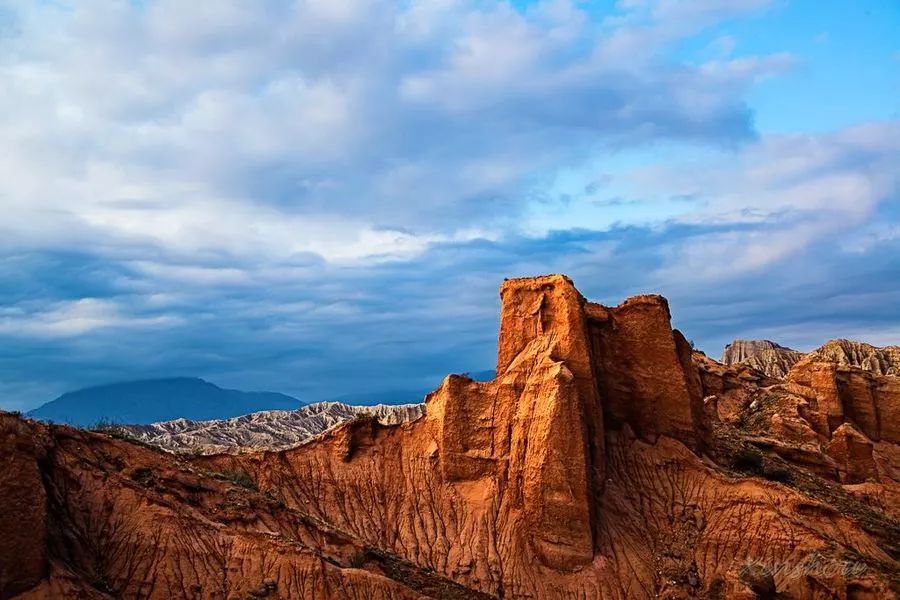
xmin=0 ymin=0 xmax=786 ymax=266
xmin=630 ymin=122 xmax=900 ymax=282
xmin=0 ymin=298 xmax=181 ymax=338
xmin=645 ymin=122 xmax=900 ymax=225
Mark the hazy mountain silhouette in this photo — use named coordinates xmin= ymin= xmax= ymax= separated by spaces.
xmin=27 ymin=377 xmax=304 ymax=427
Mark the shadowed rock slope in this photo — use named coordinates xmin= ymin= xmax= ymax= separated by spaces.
xmin=2 ymin=275 xmax=899 ymax=599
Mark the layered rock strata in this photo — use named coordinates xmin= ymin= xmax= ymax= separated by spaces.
xmin=118 ymin=401 xmax=425 ymax=454
xmin=722 ymin=339 xmax=803 ymax=379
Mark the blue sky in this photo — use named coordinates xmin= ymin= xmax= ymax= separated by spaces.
xmin=1 ymin=0 xmax=899 ymax=411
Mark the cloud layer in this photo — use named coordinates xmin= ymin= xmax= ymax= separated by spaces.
xmin=0 ymin=0 xmax=898 ymax=410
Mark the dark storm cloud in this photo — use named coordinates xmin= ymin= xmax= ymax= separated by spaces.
xmin=3 ymin=205 xmax=899 ymax=411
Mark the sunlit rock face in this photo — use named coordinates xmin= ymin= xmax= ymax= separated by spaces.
xmin=2 ymin=275 xmax=898 ymax=599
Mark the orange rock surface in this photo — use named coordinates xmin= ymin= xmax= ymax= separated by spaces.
xmin=2 ymin=274 xmax=898 ymax=599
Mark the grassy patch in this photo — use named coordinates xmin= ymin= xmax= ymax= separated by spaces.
xmin=91 ymin=419 xmax=137 ymax=441
xmin=210 ymin=469 xmax=258 ymax=491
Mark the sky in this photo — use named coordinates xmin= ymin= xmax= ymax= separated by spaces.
xmin=1 ymin=0 xmax=899 ymax=411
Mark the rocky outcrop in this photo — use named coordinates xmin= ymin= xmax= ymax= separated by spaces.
xmin=2 ymin=274 xmax=898 ymax=599
xmin=721 ymin=339 xmax=803 ymax=378
xmin=587 ymin=295 xmax=705 ymax=448
xmin=827 ymin=423 xmax=879 ymax=484
xmin=786 ymin=353 xmax=900 ymax=443
xmin=806 ymin=339 xmax=900 ymax=376
xmin=742 ymin=347 xmax=804 ymax=379
xmin=722 ymin=339 xmax=796 ymax=365
xmin=721 ymin=338 xmax=900 ymax=380
xmin=118 ymin=401 xmax=425 ymax=454
xmin=0 ymin=417 xmax=48 ymax=599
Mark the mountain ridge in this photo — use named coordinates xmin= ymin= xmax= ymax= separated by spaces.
xmin=118 ymin=401 xmax=425 ymax=454
xmin=26 ymin=377 xmax=304 ymax=427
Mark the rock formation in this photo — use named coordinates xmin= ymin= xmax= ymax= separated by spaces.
xmin=721 ymin=339 xmax=803 ymax=378
xmin=117 ymin=402 xmax=425 ymax=454
xmin=722 ymin=338 xmax=900 ymax=380
xmin=722 ymin=339 xmax=795 ymax=364
xmin=806 ymin=339 xmax=900 ymax=377
xmin=2 ymin=274 xmax=898 ymax=599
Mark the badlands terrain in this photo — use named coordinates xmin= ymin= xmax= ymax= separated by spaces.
xmin=118 ymin=402 xmax=425 ymax=454
xmin=2 ymin=274 xmax=899 ymax=599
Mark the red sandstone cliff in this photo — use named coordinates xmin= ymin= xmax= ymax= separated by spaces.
xmin=2 ymin=275 xmax=898 ymax=599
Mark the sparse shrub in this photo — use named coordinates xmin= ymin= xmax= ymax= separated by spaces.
xmin=732 ymin=447 xmax=764 ymax=473
xmin=91 ymin=419 xmax=144 ymax=444
xmin=91 ymin=418 xmax=116 ymax=431
xmin=265 ymin=490 xmax=286 ymax=508
xmin=349 ymin=550 xmax=367 ymax=568
xmin=214 ymin=469 xmax=258 ymax=491
xmin=92 ymin=572 xmax=113 ymax=594
xmin=762 ymin=464 xmax=792 ymax=483
xmin=706 ymin=577 xmax=726 ymax=600
xmin=92 ymin=418 xmax=127 ymax=435
xmin=130 ymin=467 xmax=155 ymax=487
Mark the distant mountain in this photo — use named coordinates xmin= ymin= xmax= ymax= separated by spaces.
xmin=27 ymin=377 xmax=304 ymax=428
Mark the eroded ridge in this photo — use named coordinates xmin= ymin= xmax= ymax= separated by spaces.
xmin=2 ymin=274 xmax=899 ymax=599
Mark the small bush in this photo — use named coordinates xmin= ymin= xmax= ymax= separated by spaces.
xmin=762 ymin=464 xmax=792 ymax=483
xmin=265 ymin=490 xmax=286 ymax=508
xmin=732 ymin=447 xmax=764 ymax=473
xmin=214 ymin=469 xmax=258 ymax=491
xmin=130 ymin=467 xmax=155 ymax=487
xmin=349 ymin=551 xmax=367 ymax=568
xmin=91 ymin=418 xmax=117 ymax=431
